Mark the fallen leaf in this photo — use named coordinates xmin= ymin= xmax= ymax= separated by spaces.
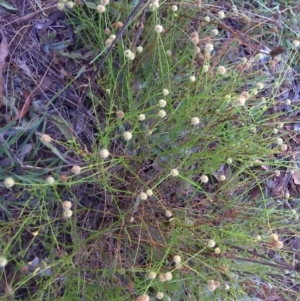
xmin=0 ymin=30 xmax=9 ymax=108
xmin=293 ymin=170 xmax=300 ymax=185
xmin=14 ymin=90 xmax=31 ymax=120
xmin=31 ymin=76 xmax=55 ymax=98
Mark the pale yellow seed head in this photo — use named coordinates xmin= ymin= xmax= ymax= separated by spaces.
xmin=138 ymin=114 xmax=146 ymax=121
xmin=159 ymin=273 xmax=166 ymax=282
xmin=140 ymin=192 xmax=148 ymax=200
xmin=57 ymin=2 xmax=64 ymax=10
xmin=136 ymin=294 xmax=150 ymax=301
xmin=155 ymin=24 xmax=163 ymax=33
xmin=218 ymin=10 xmax=225 ymax=19
xmin=136 ymin=46 xmax=143 ymax=53
xmin=170 ymin=169 xmax=179 ymax=177
xmin=173 ymin=255 xmax=181 ymax=263
xmin=292 ymin=40 xmax=300 ymax=48
xmin=63 ymin=209 xmax=73 ymax=218
xmin=159 ymin=99 xmax=167 ymax=107
xmin=4 ymin=177 xmax=15 ymax=189
xmin=189 ymin=75 xmax=196 ymax=82
xmin=162 ymin=88 xmax=169 ymax=96
xmin=66 ymin=1 xmax=74 ymax=9
xmin=156 ymin=292 xmax=164 ymax=300
xmin=148 ymin=271 xmax=157 ymax=280
xmin=208 ymin=239 xmax=216 ymax=248
xmin=217 ymin=66 xmax=226 ymax=75
xmin=191 ymin=117 xmax=200 ymax=125
xmin=201 ymin=175 xmax=209 ymax=183
xmin=165 ymin=210 xmax=173 ymax=218
xmin=171 ymin=5 xmax=178 ymax=12
xmin=100 ymin=0 xmax=109 ymax=5
xmin=99 ymin=148 xmax=110 ymax=159
xmin=46 ymin=176 xmax=55 ymax=185
xmin=165 ymin=271 xmax=172 ymax=281
xmin=0 ymin=256 xmax=8 ymax=268
xmin=146 ymin=189 xmax=153 ymax=196
xmin=123 ymin=131 xmax=133 ymax=141
xmin=41 ymin=134 xmax=52 ymax=144
xmin=158 ymin=110 xmax=166 ymax=118
xmin=62 ymin=201 xmax=72 ymax=210
xmin=214 ymin=247 xmax=221 ymax=254
xmin=96 ymin=4 xmax=105 ymax=12
xmin=71 ymin=165 xmax=81 ymax=175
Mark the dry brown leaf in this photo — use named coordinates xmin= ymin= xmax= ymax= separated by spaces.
xmin=14 ymin=90 xmax=31 ymax=120
xmin=0 ymin=31 xmax=9 ymax=108
xmin=292 ymin=170 xmax=300 ymax=185
xmin=31 ymin=76 xmax=55 ymax=98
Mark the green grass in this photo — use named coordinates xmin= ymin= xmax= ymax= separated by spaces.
xmin=1 ymin=0 xmax=300 ymax=300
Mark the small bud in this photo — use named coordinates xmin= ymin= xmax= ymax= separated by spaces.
xmin=116 ymin=110 xmax=125 ymax=119
xmin=256 ymin=82 xmax=264 ymax=90
xmin=292 ymin=40 xmax=300 ymax=48
xmin=276 ymin=137 xmax=283 ymax=145
xmin=66 ymin=1 xmax=74 ymax=9
xmin=226 ymin=158 xmax=233 ymax=164
xmin=205 ymin=43 xmax=214 ymax=53
xmin=274 ymin=170 xmax=280 ymax=177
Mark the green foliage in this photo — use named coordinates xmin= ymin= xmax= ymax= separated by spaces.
xmin=1 ymin=0 xmax=300 ymax=300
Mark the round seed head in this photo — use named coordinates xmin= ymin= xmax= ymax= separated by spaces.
xmin=148 ymin=271 xmax=157 ymax=279
xmin=162 ymin=88 xmax=169 ymax=96
xmin=123 ymin=131 xmax=133 ymax=141
xmin=71 ymin=165 xmax=82 ymax=175
xmin=0 ymin=256 xmax=8 ymax=268
xmin=173 ymin=255 xmax=181 ymax=263
xmin=165 ymin=210 xmax=173 ymax=218
xmin=63 ymin=209 xmax=73 ymax=218
xmin=217 ymin=66 xmax=226 ymax=75
xmin=136 ymin=46 xmax=143 ymax=53
xmin=156 ymin=292 xmax=164 ymax=300
xmin=41 ymin=134 xmax=52 ymax=144
xmin=171 ymin=5 xmax=178 ymax=12
xmin=100 ymin=148 xmax=110 ymax=159
xmin=4 ymin=177 xmax=15 ymax=189
xmin=96 ymin=4 xmax=105 ymax=12
xmin=62 ymin=200 xmax=72 ymax=210
xmin=159 ymin=99 xmax=167 ymax=107
xmin=155 ymin=24 xmax=163 ymax=33
xmin=46 ymin=176 xmax=55 ymax=185
xmin=208 ymin=239 xmax=216 ymax=248
xmin=146 ymin=189 xmax=153 ymax=196
xmin=201 ymin=175 xmax=209 ymax=183
xmin=140 ymin=192 xmax=148 ymax=200
xmin=138 ymin=114 xmax=146 ymax=121
xmin=189 ymin=75 xmax=196 ymax=82
xmin=136 ymin=295 xmax=150 ymax=301
xmin=170 ymin=169 xmax=179 ymax=176
xmin=158 ymin=110 xmax=166 ymax=118
xmin=191 ymin=117 xmax=200 ymax=125
xmin=218 ymin=10 xmax=225 ymax=19
xmin=165 ymin=271 xmax=172 ymax=281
